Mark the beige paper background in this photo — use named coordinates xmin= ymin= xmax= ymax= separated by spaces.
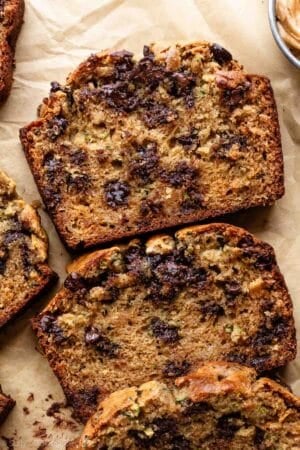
xmin=0 ymin=0 xmax=299 ymax=448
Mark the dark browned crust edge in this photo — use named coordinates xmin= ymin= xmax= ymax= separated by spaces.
xmin=19 ymin=50 xmax=284 ymax=251
xmin=0 ymin=0 xmax=25 ymax=103
xmin=0 ymin=266 xmax=58 ymax=329
xmin=0 ymin=387 xmax=15 ymax=425
xmin=31 ymin=223 xmax=296 ymax=423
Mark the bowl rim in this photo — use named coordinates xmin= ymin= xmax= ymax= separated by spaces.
xmin=268 ymin=0 xmax=300 ymax=69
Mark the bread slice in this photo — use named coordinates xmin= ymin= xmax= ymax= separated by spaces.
xmin=0 ymin=0 xmax=24 ymax=102
xmin=0 ymin=386 xmax=15 ymax=424
xmin=20 ymin=41 xmax=283 ymax=250
xmin=32 ymin=223 xmax=296 ymax=422
xmin=0 ymin=169 xmax=57 ymax=328
xmin=66 ymin=361 xmax=300 ymax=450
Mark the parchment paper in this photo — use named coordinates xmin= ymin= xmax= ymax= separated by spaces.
xmin=0 ymin=0 xmax=299 ymax=448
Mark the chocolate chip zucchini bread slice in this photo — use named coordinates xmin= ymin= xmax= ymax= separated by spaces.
xmin=66 ymin=362 xmax=300 ymax=450
xmin=0 ymin=0 xmax=24 ymax=102
xmin=20 ymin=41 xmax=283 ymax=250
xmin=0 ymin=169 xmax=57 ymax=328
xmin=0 ymin=386 xmax=15 ymax=424
xmin=32 ymin=223 xmax=296 ymax=422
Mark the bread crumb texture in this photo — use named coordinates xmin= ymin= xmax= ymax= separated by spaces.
xmin=32 ymin=223 xmax=296 ymax=422
xmin=20 ymin=41 xmax=283 ymax=250
xmin=0 ymin=169 xmax=56 ymax=328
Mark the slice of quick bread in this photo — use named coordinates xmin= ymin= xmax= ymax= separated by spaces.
xmin=0 ymin=169 xmax=57 ymax=328
xmin=0 ymin=386 xmax=15 ymax=424
xmin=0 ymin=0 xmax=24 ymax=102
xmin=32 ymin=224 xmax=296 ymax=422
xmin=66 ymin=362 xmax=300 ymax=450
xmin=20 ymin=41 xmax=283 ymax=250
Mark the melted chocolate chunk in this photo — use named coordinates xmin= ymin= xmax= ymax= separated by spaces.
xmin=221 ymin=81 xmax=251 ymax=109
xmin=163 ymin=360 xmax=191 ymax=377
xmin=3 ymin=230 xmax=25 ymax=245
xmin=177 ymin=129 xmax=199 ymax=148
xmin=40 ymin=313 xmax=65 ymax=343
xmin=181 ymin=186 xmax=203 ymax=211
xmin=47 ymin=116 xmax=68 ymax=141
xmin=66 ymin=173 xmax=91 ymax=193
xmin=84 ymin=326 xmax=119 ymax=357
xmin=0 ymin=254 xmax=7 ymax=275
xmin=69 ymin=149 xmax=87 ymax=165
xmin=64 ymin=272 xmax=86 ymax=292
xmin=43 ymin=153 xmax=63 ymax=183
xmin=69 ymin=386 xmax=100 ymax=410
xmin=140 ymin=199 xmax=163 ymax=216
xmin=104 ymin=180 xmax=130 ymax=208
xmin=142 ymin=101 xmax=178 ymax=128
xmin=217 ymin=412 xmax=242 ymax=439
xmin=223 ymin=281 xmax=242 ymax=298
xmin=200 ymin=302 xmax=225 ymax=319
xmin=237 ymin=235 xmax=254 ymax=248
xmin=167 ymin=70 xmax=196 ymax=105
xmin=182 ymin=400 xmax=212 ymax=416
xmin=254 ymin=253 xmax=274 ymax=271
xmin=150 ymin=317 xmax=180 ymax=343
xmin=211 ymin=43 xmax=232 ymax=65
xmin=111 ymin=50 xmax=134 ymax=81
xmin=129 ymin=142 xmax=159 ymax=183
xmin=161 ymin=162 xmax=198 ymax=187
xmin=99 ymin=81 xmax=139 ymax=112
xmin=254 ymin=427 xmax=265 ymax=446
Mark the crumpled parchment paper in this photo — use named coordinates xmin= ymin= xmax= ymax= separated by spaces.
xmin=0 ymin=0 xmax=299 ymax=448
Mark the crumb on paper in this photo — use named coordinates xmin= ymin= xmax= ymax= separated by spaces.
xmin=27 ymin=392 xmax=34 ymax=402
xmin=23 ymin=406 xmax=30 ymax=415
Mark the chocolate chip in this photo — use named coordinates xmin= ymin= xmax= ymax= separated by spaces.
xmin=150 ymin=317 xmax=180 ymax=343
xmin=47 ymin=116 xmax=68 ymax=141
xmin=177 ymin=129 xmax=199 ymax=148
xmin=182 ymin=400 xmax=212 ymax=416
xmin=69 ymin=386 xmax=100 ymax=410
xmin=41 ymin=186 xmax=61 ymax=211
xmin=66 ymin=173 xmax=91 ymax=193
xmin=104 ymin=180 xmax=130 ymax=208
xmin=254 ymin=427 xmax=265 ymax=446
xmin=3 ymin=230 xmax=24 ymax=245
xmin=254 ymin=253 xmax=274 ymax=271
xmin=223 ymin=281 xmax=242 ymax=298
xmin=237 ymin=235 xmax=254 ymax=248
xmin=50 ymin=81 xmax=62 ymax=92
xmin=211 ymin=43 xmax=232 ymax=65
xmin=129 ymin=142 xmax=159 ymax=183
xmin=69 ymin=150 xmax=87 ymax=165
xmin=180 ymin=186 xmax=203 ymax=211
xmin=163 ymin=360 xmax=191 ymax=377
xmin=64 ymin=272 xmax=86 ymax=292
xmin=161 ymin=162 xmax=198 ymax=187
xmin=200 ymin=302 xmax=225 ymax=320
xmin=140 ymin=199 xmax=163 ymax=216
xmin=167 ymin=71 xmax=196 ymax=102
xmin=99 ymin=81 xmax=139 ymax=112
xmin=40 ymin=313 xmax=65 ymax=343
xmin=217 ymin=412 xmax=242 ymax=439
xmin=43 ymin=153 xmax=62 ymax=183
xmin=0 ymin=255 xmax=7 ymax=275
xmin=222 ymin=82 xmax=251 ymax=109
xmin=84 ymin=326 xmax=119 ymax=357
xmin=142 ymin=101 xmax=178 ymax=128
xmin=143 ymin=45 xmax=154 ymax=58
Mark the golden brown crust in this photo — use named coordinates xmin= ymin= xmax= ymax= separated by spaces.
xmin=0 ymin=386 xmax=15 ymax=425
xmin=20 ymin=42 xmax=284 ymax=251
xmin=0 ymin=0 xmax=24 ymax=102
xmin=0 ymin=169 xmax=57 ymax=328
xmin=67 ymin=362 xmax=300 ymax=450
xmin=32 ymin=223 xmax=296 ymax=422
